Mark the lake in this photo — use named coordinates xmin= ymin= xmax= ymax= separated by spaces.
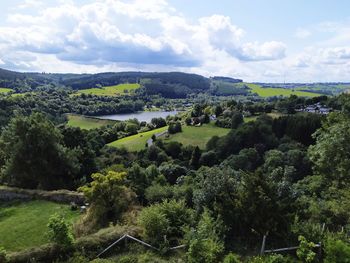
xmin=96 ymin=110 xmax=180 ymax=122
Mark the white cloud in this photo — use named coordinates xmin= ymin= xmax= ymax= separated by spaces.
xmin=240 ymin=41 xmax=286 ymax=61
xmin=18 ymin=0 xmax=44 ymax=9
xmin=1 ymin=0 xmax=288 ymax=76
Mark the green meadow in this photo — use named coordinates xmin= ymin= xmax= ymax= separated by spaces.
xmin=0 ymin=88 xmax=13 ymax=93
xmin=66 ymin=114 xmax=116 ymax=130
xmin=0 ymin=200 xmax=80 ymax=252
xmin=76 ymin=83 xmax=140 ymax=96
xmin=161 ymin=123 xmax=230 ymax=149
xmin=108 ymin=126 xmax=168 ymax=152
xmin=246 ymin=83 xmax=323 ymax=97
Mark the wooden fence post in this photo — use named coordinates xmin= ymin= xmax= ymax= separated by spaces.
xmin=260 ymin=234 xmax=267 ymax=256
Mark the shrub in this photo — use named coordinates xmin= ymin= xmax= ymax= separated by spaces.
xmin=185 ymin=210 xmax=224 ymax=263
xmin=138 ymin=200 xmax=194 ymax=248
xmin=47 ymin=213 xmax=74 ymax=248
xmin=296 ymin=235 xmax=316 ymax=263
xmin=324 ymin=238 xmax=350 ymax=263
xmin=247 ymin=254 xmax=295 ymax=263
xmin=0 ymin=247 xmax=8 ymax=263
xmin=223 ymin=252 xmax=242 ymax=263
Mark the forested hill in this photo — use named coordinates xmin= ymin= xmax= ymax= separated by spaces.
xmin=0 ymin=68 xmax=212 ymax=97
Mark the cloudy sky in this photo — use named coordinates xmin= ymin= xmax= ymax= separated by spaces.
xmin=0 ymin=0 xmax=350 ymax=82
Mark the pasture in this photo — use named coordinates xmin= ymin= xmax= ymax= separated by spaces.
xmin=108 ymin=126 xmax=168 ymax=152
xmin=66 ymin=114 xmax=116 ymax=130
xmin=0 ymin=88 xmax=13 ymax=93
xmin=0 ymin=200 xmax=79 ymax=252
xmin=75 ymin=83 xmax=140 ymax=96
xmin=246 ymin=83 xmax=323 ymax=97
xmin=162 ymin=122 xmax=230 ymax=149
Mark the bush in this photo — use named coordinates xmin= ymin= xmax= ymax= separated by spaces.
xmin=223 ymin=252 xmax=242 ymax=263
xmin=138 ymin=200 xmax=194 ymax=248
xmin=117 ymin=254 xmax=138 ymax=263
xmin=247 ymin=254 xmax=295 ymax=263
xmin=296 ymin=235 xmax=316 ymax=263
xmin=324 ymin=238 xmax=350 ymax=263
xmin=0 ymin=247 xmax=8 ymax=263
xmin=185 ymin=210 xmax=224 ymax=263
xmin=47 ymin=213 xmax=74 ymax=248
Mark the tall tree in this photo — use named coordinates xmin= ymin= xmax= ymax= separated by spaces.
xmin=0 ymin=113 xmax=79 ymax=189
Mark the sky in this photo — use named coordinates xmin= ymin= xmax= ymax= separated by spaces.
xmin=0 ymin=0 xmax=350 ymax=82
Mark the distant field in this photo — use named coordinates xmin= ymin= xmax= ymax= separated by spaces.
xmin=67 ymin=114 xmax=116 ymax=130
xmin=246 ymin=83 xmax=323 ymax=97
xmin=161 ymin=123 xmax=230 ymax=149
xmin=244 ymin=112 xmax=283 ymax=123
xmin=108 ymin=126 xmax=168 ymax=152
xmin=76 ymin=83 xmax=140 ymax=96
xmin=0 ymin=88 xmax=13 ymax=93
xmin=212 ymin=81 xmax=248 ymax=95
xmin=0 ymin=200 xmax=79 ymax=252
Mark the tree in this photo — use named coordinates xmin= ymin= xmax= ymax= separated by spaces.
xmin=185 ymin=210 xmax=224 ymax=263
xmin=47 ymin=213 xmax=74 ymax=248
xmin=199 ymin=151 xmax=218 ymax=167
xmin=215 ymin=105 xmax=223 ymax=117
xmin=308 ymin=114 xmax=350 ymax=184
xmin=159 ymin=163 xmax=187 ymax=185
xmin=189 ymin=146 xmax=201 ymax=169
xmin=0 ymin=113 xmax=80 ymax=190
xmin=164 ymin=141 xmax=182 ymax=159
xmin=168 ymin=121 xmax=182 ymax=134
xmin=78 ymin=171 xmax=136 ymax=230
xmin=231 ymin=111 xmax=243 ymax=129
xmin=151 ymin=117 xmax=166 ymax=128
xmin=125 ymin=123 xmax=138 ymax=135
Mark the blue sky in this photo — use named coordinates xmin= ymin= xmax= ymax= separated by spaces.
xmin=0 ymin=0 xmax=349 ymax=82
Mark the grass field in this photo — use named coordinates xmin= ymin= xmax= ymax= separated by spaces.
xmin=0 ymin=200 xmax=80 ymax=252
xmin=76 ymin=83 xmax=140 ymax=96
xmin=0 ymin=88 xmax=13 ymax=93
xmin=66 ymin=114 xmax=116 ymax=130
xmin=244 ymin=112 xmax=283 ymax=123
xmin=108 ymin=126 xmax=168 ymax=152
xmin=246 ymin=83 xmax=323 ymax=97
xmin=162 ymin=123 xmax=230 ymax=149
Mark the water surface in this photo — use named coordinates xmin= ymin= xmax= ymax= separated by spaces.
xmin=96 ymin=110 xmax=179 ymax=122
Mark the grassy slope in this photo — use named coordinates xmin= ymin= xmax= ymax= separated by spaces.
xmin=246 ymin=83 xmax=323 ymax=97
xmin=108 ymin=126 xmax=169 ymax=152
xmin=0 ymin=200 xmax=79 ymax=252
xmin=0 ymin=88 xmax=13 ymax=93
xmin=76 ymin=83 xmax=140 ymax=96
xmin=67 ymin=114 xmax=116 ymax=130
xmin=162 ymin=123 xmax=230 ymax=149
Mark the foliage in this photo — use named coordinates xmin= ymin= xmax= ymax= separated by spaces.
xmin=223 ymin=253 xmax=242 ymax=263
xmin=296 ymin=235 xmax=316 ymax=263
xmin=0 ymin=113 xmax=80 ymax=189
xmin=47 ymin=213 xmax=74 ymax=247
xmin=168 ymin=121 xmax=182 ymax=134
xmin=185 ymin=210 xmax=224 ymax=263
xmin=138 ymin=200 xmax=194 ymax=247
xmin=308 ymin=114 xmax=350 ymax=184
xmin=324 ymin=237 xmax=350 ymax=263
xmin=0 ymin=247 xmax=8 ymax=263
xmin=78 ymin=171 xmax=136 ymax=231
